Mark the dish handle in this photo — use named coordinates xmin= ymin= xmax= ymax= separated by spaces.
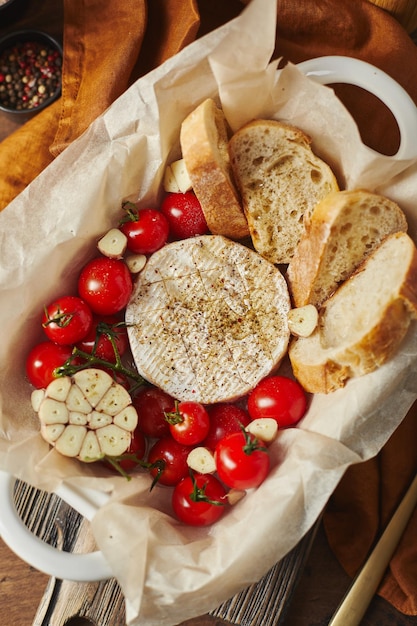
xmin=297 ymin=55 xmax=417 ymax=160
xmin=0 ymin=470 xmax=113 ymax=582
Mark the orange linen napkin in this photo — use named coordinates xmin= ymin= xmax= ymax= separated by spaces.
xmin=0 ymin=0 xmax=416 ymax=617
xmin=0 ymin=0 xmax=203 ymax=209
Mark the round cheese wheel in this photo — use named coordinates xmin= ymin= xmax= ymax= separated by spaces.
xmin=126 ymin=235 xmax=291 ymax=403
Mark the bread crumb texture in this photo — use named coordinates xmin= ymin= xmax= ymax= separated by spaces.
xmin=289 ymin=232 xmax=417 ymax=393
xmin=229 ymin=120 xmax=339 ymax=264
xmin=287 ymin=189 xmax=408 ymax=308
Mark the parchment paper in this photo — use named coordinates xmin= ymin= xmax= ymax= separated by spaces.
xmin=1 ymin=0 xmax=417 ymax=624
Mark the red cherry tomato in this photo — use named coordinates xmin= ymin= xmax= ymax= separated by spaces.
xmin=147 ymin=436 xmax=190 ymax=486
xmin=215 ymin=430 xmax=270 ymax=490
xmin=42 ymin=295 xmax=93 ymax=345
xmin=78 ymin=257 xmax=132 ymax=316
xmin=119 ymin=203 xmax=169 ymax=254
xmin=132 ymin=386 xmax=174 ymax=439
xmin=161 ymin=191 xmax=209 ymax=239
xmin=77 ymin=315 xmax=128 ymax=362
xmin=247 ymin=375 xmax=307 ymax=428
xmin=165 ymin=401 xmax=210 ymax=446
xmin=172 ymin=473 xmax=227 ymax=526
xmin=26 ymin=341 xmax=73 ymax=389
xmin=203 ymin=403 xmax=251 ymax=451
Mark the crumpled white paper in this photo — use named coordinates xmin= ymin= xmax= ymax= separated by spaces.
xmin=1 ymin=0 xmax=417 ymax=624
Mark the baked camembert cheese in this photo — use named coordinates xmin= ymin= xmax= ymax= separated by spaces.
xmin=126 ymin=235 xmax=291 ymax=403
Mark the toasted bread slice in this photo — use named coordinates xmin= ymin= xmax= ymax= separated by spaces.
xmin=288 ymin=232 xmax=417 ymax=394
xmin=180 ymin=99 xmax=249 ymax=240
xmin=287 ymin=189 xmax=408 ymax=308
xmin=228 ymin=119 xmax=339 ymax=264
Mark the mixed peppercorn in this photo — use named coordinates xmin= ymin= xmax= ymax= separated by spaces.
xmin=0 ymin=39 xmax=62 ymax=111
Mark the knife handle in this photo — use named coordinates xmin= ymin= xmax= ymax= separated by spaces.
xmin=328 ymin=473 xmax=417 ymax=626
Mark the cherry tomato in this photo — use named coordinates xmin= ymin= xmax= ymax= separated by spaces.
xmin=26 ymin=341 xmax=73 ymax=389
xmin=78 ymin=257 xmax=133 ymax=316
xmin=161 ymin=191 xmax=209 ymax=240
xmin=165 ymin=401 xmax=210 ymax=446
xmin=77 ymin=315 xmax=128 ymax=362
xmin=147 ymin=436 xmax=190 ymax=486
xmin=132 ymin=386 xmax=173 ymax=439
xmin=42 ymin=295 xmax=93 ymax=345
xmin=119 ymin=203 xmax=169 ymax=254
xmin=172 ymin=473 xmax=227 ymax=526
xmin=247 ymin=375 xmax=307 ymax=428
xmin=215 ymin=430 xmax=270 ymax=490
xmin=203 ymin=403 xmax=251 ymax=451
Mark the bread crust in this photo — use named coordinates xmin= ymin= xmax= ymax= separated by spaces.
xmin=289 ymin=232 xmax=417 ymax=393
xmin=180 ymin=99 xmax=249 ymax=240
xmin=287 ymin=189 xmax=408 ymax=308
xmin=229 ymin=119 xmax=339 ymax=264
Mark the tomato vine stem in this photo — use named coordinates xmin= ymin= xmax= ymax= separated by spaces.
xmin=189 ymin=471 xmax=225 ymax=507
xmin=103 ymin=454 xmax=165 ymax=484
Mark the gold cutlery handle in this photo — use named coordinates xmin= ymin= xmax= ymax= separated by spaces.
xmin=329 ymin=473 xmax=417 ymax=626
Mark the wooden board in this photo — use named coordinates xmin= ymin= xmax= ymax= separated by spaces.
xmin=5 ymin=480 xmax=316 ymax=626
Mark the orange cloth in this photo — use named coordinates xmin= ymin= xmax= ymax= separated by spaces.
xmin=0 ymin=0 xmax=416 ymax=616
xmin=324 ymin=403 xmax=417 ymax=615
xmin=0 ymin=0 xmax=202 ymax=208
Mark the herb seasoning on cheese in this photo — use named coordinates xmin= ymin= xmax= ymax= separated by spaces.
xmin=126 ymin=235 xmax=291 ymax=403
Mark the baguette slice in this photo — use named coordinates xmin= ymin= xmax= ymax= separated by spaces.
xmin=289 ymin=232 xmax=417 ymax=394
xmin=287 ymin=190 xmax=408 ymax=308
xmin=229 ymin=119 xmax=339 ymax=264
xmin=180 ymin=99 xmax=249 ymax=240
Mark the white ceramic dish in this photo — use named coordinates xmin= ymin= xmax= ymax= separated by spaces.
xmin=0 ymin=55 xmax=416 ymax=584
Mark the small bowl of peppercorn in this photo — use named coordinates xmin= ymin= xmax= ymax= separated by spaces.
xmin=0 ymin=29 xmax=62 ymax=122
xmin=0 ymin=0 xmax=23 ymax=19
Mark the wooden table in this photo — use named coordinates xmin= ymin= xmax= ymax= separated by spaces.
xmin=1 ymin=501 xmax=416 ymax=626
xmin=1 ymin=1 xmax=417 ymax=624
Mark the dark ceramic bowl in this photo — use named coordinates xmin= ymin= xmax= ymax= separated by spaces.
xmin=0 ymin=0 xmax=21 ymax=14
xmin=0 ymin=29 xmax=62 ymax=122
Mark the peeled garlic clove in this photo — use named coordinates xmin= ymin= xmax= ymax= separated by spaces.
xmin=39 ymin=398 xmax=69 ymax=425
xmin=163 ymin=164 xmax=180 ymax=193
xmin=55 ymin=424 xmax=87 ymax=457
xmin=226 ymin=489 xmax=246 ymax=505
xmin=88 ymin=410 xmax=113 ymax=429
xmin=246 ymin=418 xmax=278 ymax=443
xmin=187 ymin=447 xmax=216 ymax=474
xmin=95 ymin=383 xmax=132 ymax=416
xmin=98 ymin=228 xmax=128 ymax=259
xmin=45 ymin=376 xmax=71 ymax=402
xmin=170 ymin=158 xmax=192 ymax=193
xmin=287 ymin=304 xmax=318 ymax=338
xmin=113 ymin=405 xmax=138 ymax=431
xmin=72 ymin=368 xmax=114 ymax=407
xmin=126 ymin=254 xmax=146 ymax=274
xmin=69 ymin=411 xmax=89 ymax=426
xmin=96 ymin=424 xmax=131 ymax=457
xmin=66 ymin=383 xmax=93 ymax=414
xmin=79 ymin=431 xmax=102 ymax=463
xmin=41 ymin=423 xmax=65 ymax=444
xmin=31 ymin=389 xmax=45 ymax=413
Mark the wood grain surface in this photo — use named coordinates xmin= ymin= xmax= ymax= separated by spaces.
xmin=3 ymin=513 xmax=417 ymax=626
